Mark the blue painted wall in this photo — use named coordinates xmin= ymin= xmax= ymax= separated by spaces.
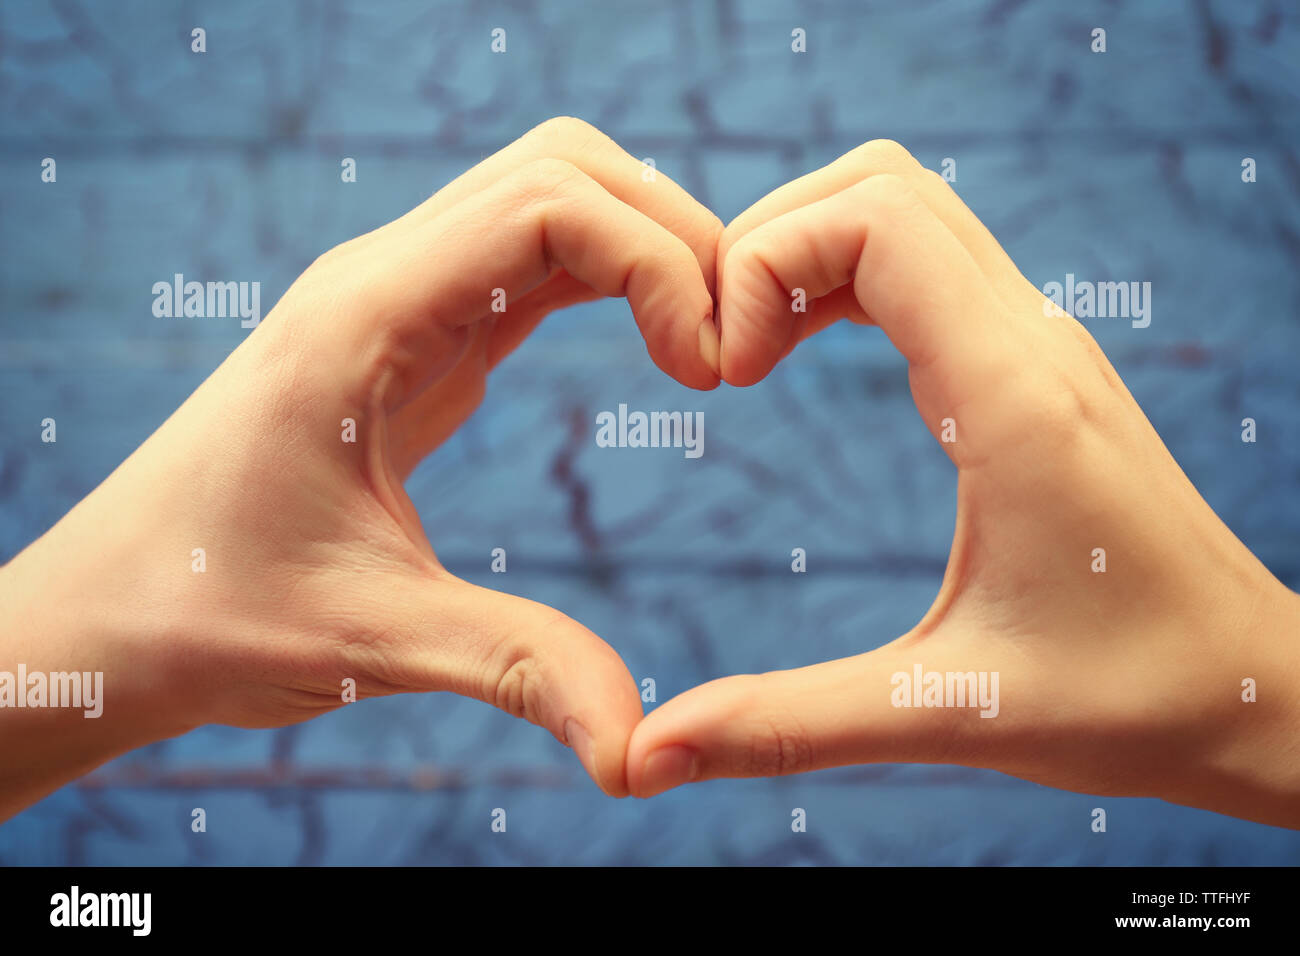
xmin=1 ymin=0 xmax=1297 ymax=864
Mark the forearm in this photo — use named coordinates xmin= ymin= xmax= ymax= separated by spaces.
xmin=0 ymin=527 xmax=194 ymax=823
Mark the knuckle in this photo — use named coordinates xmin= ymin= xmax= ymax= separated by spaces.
xmin=513 ymin=157 xmax=587 ymax=200
xmin=853 ymin=138 xmax=918 ymax=171
xmin=1038 ymin=377 xmax=1089 ymax=438
xmin=492 ymin=652 xmax=540 ymax=723
xmin=752 ymin=715 xmax=813 ymax=777
xmin=1007 ymin=366 xmax=1089 ymax=447
xmin=731 ymin=230 xmax=774 ymax=276
xmin=1062 ymin=316 xmax=1117 ymax=379
xmin=744 ymin=679 xmax=814 ymax=777
xmin=528 ymin=115 xmax=606 ymax=151
xmin=856 ymin=171 xmax=915 ymax=209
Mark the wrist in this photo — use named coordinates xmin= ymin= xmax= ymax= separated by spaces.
xmin=0 ymin=519 xmax=198 ymax=820
xmin=1164 ymin=577 xmax=1300 ymax=828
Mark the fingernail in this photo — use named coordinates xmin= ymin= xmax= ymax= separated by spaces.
xmin=638 ymin=745 xmax=699 ymax=797
xmin=564 ymin=718 xmax=600 ymax=786
xmin=698 ymin=316 xmax=721 ymax=379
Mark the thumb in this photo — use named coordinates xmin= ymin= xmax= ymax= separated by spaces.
xmin=625 ymin=639 xmax=1005 ymax=798
xmin=368 ymin=573 xmax=644 ymax=797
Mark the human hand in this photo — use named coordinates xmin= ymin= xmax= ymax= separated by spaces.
xmin=625 ymin=140 xmax=1300 ymax=829
xmin=0 ymin=117 xmax=723 ymax=817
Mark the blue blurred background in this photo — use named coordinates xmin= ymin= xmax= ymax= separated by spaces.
xmin=1 ymin=0 xmax=1298 ymax=864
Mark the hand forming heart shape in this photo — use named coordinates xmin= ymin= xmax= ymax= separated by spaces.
xmin=4 ymin=117 xmax=1296 ymax=829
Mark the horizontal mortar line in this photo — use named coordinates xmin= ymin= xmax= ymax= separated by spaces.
xmin=76 ymin=763 xmax=1020 ymax=792
xmin=0 ymin=340 xmax=1258 ymax=371
xmin=0 ymin=126 xmax=1298 ymax=156
xmin=77 ymin=768 xmax=567 ymax=792
xmin=440 ymin=555 xmax=949 ymax=577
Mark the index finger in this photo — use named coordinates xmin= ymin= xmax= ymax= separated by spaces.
xmin=400 ymin=116 xmax=723 ymax=297
xmin=718 ymin=173 xmax=1009 ymax=403
xmin=719 ymin=139 xmax=1033 ymax=309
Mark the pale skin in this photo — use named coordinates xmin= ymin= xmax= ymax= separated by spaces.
xmin=630 ymin=138 xmax=1300 ymax=830
xmin=1 ymin=119 xmax=1296 ymax=830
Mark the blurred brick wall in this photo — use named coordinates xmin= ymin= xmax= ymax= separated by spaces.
xmin=0 ymin=0 xmax=1297 ymax=863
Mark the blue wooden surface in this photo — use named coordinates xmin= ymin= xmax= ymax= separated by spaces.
xmin=1 ymin=0 xmax=1298 ymax=864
